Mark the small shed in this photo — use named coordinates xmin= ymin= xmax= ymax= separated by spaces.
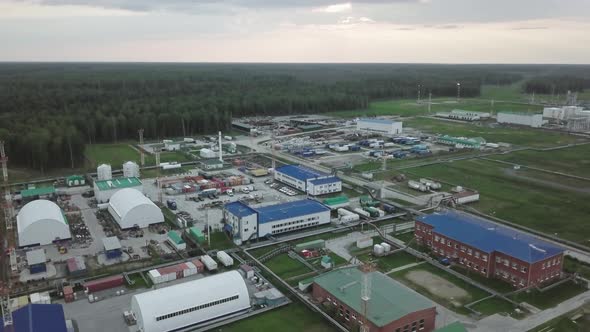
xmin=167 ymin=231 xmax=186 ymax=251
xmin=102 ymin=236 xmax=122 ymax=259
xmin=26 ymin=249 xmax=47 ymax=274
xmin=240 ymin=264 xmax=254 ymax=279
xmin=66 ymin=256 xmax=87 ymax=276
xmin=66 ymin=175 xmax=86 ymax=187
xmin=320 ymin=255 xmax=333 ymax=269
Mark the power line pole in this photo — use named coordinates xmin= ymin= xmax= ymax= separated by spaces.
xmin=138 ymin=129 xmax=144 ymax=168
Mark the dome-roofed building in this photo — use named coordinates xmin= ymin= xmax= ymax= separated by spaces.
xmin=130 ymin=271 xmax=251 ymax=332
xmin=17 ymin=200 xmax=71 ymax=247
xmin=107 ymin=188 xmax=164 ymax=229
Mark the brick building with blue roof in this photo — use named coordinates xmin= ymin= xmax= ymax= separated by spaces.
xmin=274 ymin=165 xmax=342 ymax=196
xmin=223 ymin=199 xmax=331 ymax=244
xmin=415 ymin=210 xmax=564 ymax=288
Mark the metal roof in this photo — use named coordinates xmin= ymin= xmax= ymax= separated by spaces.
xmin=434 ymin=322 xmax=468 ymax=332
xmin=167 ymin=231 xmax=185 ymax=245
xmin=102 ymin=236 xmax=122 ymax=251
xmin=95 ymin=177 xmax=142 ymax=191
xmin=358 ymin=118 xmax=396 ymax=125
xmin=17 ymin=200 xmax=68 ymax=231
xmin=275 ymin=165 xmax=326 ymax=182
xmin=256 ymin=199 xmax=330 ymax=224
xmin=21 ymin=187 xmax=55 ymax=198
xmin=314 ymin=267 xmax=434 ymax=327
xmin=417 ymin=210 xmax=564 ymax=263
xmin=309 ymin=176 xmax=341 ymax=186
xmin=224 ymin=201 xmax=257 ymax=218
xmin=26 ymin=249 xmax=46 ymax=266
xmin=0 ymin=304 xmax=68 ymax=332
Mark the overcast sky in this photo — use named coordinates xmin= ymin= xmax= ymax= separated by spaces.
xmin=1 ymin=0 xmax=589 ymax=63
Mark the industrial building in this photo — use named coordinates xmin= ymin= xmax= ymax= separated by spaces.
xmin=224 ymin=199 xmax=331 ymax=244
xmin=0 ymin=304 xmax=69 ymax=332
xmin=200 ymin=159 xmax=224 ymax=170
xmin=65 ymin=175 xmax=85 ymax=187
xmin=356 ymin=118 xmax=403 ymax=134
xmin=436 ymin=110 xmax=490 ymax=121
xmin=543 ymin=106 xmax=587 ymax=121
xmin=17 ymin=200 xmax=71 ymax=247
xmin=497 ymin=112 xmax=545 ymax=128
xmin=103 ymin=236 xmax=123 ymax=259
xmin=93 ymin=176 xmax=143 ymax=203
xmin=123 ymin=161 xmax=140 ymax=178
xmin=26 ymin=249 xmax=47 ymax=274
xmin=130 ymin=271 xmax=250 ymax=332
xmin=274 ymin=164 xmax=342 ymax=196
xmin=313 ymin=267 xmax=436 ymax=332
xmin=107 ymin=188 xmax=164 ymax=229
xmin=97 ymin=163 xmax=112 ymax=181
xmin=415 ymin=210 xmax=564 ymax=288
xmin=20 ymin=186 xmax=56 ymax=203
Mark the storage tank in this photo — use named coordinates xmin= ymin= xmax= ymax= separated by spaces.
xmin=373 ymin=244 xmax=384 ymax=255
xmin=216 ymin=251 xmax=234 ymax=267
xmin=340 ymin=213 xmax=360 ymax=223
xmin=97 ymin=164 xmax=112 ymax=181
xmin=408 ymin=180 xmax=428 ymax=192
xmin=419 ymin=178 xmax=441 ymax=190
xmin=381 ymin=242 xmax=392 ymax=252
xmin=200 ymin=255 xmax=218 ymax=271
xmin=353 ymin=208 xmax=371 ymax=218
xmin=123 ymin=161 xmax=140 ymax=178
xmin=337 ymin=208 xmax=352 ymax=216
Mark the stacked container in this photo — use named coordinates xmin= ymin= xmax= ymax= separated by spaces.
xmin=84 ymin=275 xmax=124 ymax=293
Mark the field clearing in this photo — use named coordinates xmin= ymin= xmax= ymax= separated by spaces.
xmin=470 ymin=297 xmax=519 ymax=317
xmin=357 ymin=251 xmax=421 ymax=272
xmin=405 ymin=117 xmax=583 ymax=147
xmin=216 ymin=302 xmax=337 ymax=332
xmin=406 ymin=269 xmax=469 ymax=300
xmin=328 ymin=97 xmax=541 ymax=118
xmin=406 ymin=159 xmax=590 ymax=244
xmin=85 ymin=143 xmax=192 ymax=169
xmin=509 ymin=280 xmax=587 ymax=310
xmin=264 ymin=253 xmax=312 ymax=280
xmin=488 ymin=144 xmax=590 ymax=178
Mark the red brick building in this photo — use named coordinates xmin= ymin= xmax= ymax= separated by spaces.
xmin=312 ymin=267 xmax=437 ymax=332
xmin=415 ymin=210 xmax=564 ymax=288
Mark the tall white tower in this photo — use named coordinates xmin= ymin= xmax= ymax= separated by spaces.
xmin=218 ymin=131 xmax=223 ymax=162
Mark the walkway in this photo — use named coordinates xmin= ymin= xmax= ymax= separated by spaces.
xmin=386 ymin=261 xmax=426 ymax=274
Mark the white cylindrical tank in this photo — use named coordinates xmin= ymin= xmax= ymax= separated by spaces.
xmin=381 ymin=242 xmax=392 ymax=252
xmin=353 ymin=208 xmax=370 ymax=218
xmin=123 ymin=161 xmax=140 ymax=178
xmin=373 ymin=244 xmax=384 ymax=255
xmin=97 ymin=164 xmax=112 ymax=181
xmin=340 ymin=214 xmax=360 ymax=223
xmin=337 ymin=208 xmax=352 ymax=216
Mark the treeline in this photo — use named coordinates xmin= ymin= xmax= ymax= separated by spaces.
xmin=0 ymin=63 xmax=528 ymax=171
xmin=524 ymin=75 xmax=590 ymax=94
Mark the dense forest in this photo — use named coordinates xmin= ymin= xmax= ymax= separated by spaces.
xmin=523 ymin=75 xmax=590 ymax=94
xmin=1 ymin=63 xmax=589 ymax=171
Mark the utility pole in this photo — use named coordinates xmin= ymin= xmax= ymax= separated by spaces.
xmin=456 ymin=82 xmax=461 ymax=102
xmin=417 ymin=84 xmax=422 ymax=103
xmin=138 ymin=129 xmax=144 ymax=168
xmin=428 ymin=92 xmax=432 ymax=113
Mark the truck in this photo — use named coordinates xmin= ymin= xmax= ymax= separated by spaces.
xmin=392 ymin=151 xmax=407 ymax=159
xmin=166 ymin=199 xmax=177 ymax=210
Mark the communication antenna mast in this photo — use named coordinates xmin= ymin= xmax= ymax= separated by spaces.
xmin=359 ymin=263 xmax=375 ymax=332
xmin=456 ymin=82 xmax=461 ymax=102
xmin=218 ymin=131 xmax=223 ymax=162
xmin=417 ymin=84 xmax=422 ymax=103
xmin=0 ymin=141 xmax=7 ymax=183
xmin=138 ymin=129 xmax=145 ymax=168
xmin=428 ymin=92 xmax=432 ymax=113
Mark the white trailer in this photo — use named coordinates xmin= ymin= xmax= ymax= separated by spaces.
xmin=200 ymin=255 xmax=218 ymax=271
xmin=353 ymin=208 xmax=371 ymax=218
xmin=216 ymin=251 xmax=234 ymax=267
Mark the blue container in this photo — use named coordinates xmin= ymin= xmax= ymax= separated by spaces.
xmin=350 ymin=145 xmax=360 ymax=151
xmin=106 ymin=249 xmax=122 ymax=259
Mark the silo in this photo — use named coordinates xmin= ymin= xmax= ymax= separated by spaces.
xmin=97 ymin=164 xmax=112 ymax=181
xmin=123 ymin=161 xmax=140 ymax=178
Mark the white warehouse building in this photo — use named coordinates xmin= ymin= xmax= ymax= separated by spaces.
xmin=356 ymin=118 xmax=403 ymax=134
xmin=497 ymin=112 xmax=546 ymax=128
xmin=93 ymin=177 xmax=143 ymax=203
xmin=224 ymin=199 xmax=331 ymax=244
xmin=274 ymin=165 xmax=342 ymax=196
xmin=130 ymin=271 xmax=250 ymax=332
xmin=108 ymin=188 xmax=164 ymax=229
xmin=17 ymin=200 xmax=71 ymax=247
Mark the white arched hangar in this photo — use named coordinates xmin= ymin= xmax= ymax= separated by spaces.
xmin=131 ymin=271 xmax=251 ymax=332
xmin=108 ymin=188 xmax=164 ymax=229
xmin=17 ymin=200 xmax=71 ymax=247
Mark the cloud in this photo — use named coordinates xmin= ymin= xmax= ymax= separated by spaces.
xmin=510 ymin=26 xmax=548 ymax=30
xmin=313 ymin=3 xmax=352 ymax=13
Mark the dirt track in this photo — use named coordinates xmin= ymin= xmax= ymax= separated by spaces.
xmin=406 ymin=269 xmax=469 ymax=301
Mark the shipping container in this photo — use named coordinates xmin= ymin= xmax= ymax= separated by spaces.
xmin=200 ymin=255 xmax=218 ymax=271
xmin=187 ymin=227 xmax=205 ymax=243
xmin=216 ymin=251 xmax=234 ymax=267
xmin=191 ymin=259 xmax=205 ymax=273
xmin=363 ymin=207 xmax=380 ymax=218
xmin=340 ymin=214 xmax=360 ymax=223
xmin=63 ymin=286 xmax=75 ymax=303
xmin=241 ymin=264 xmax=254 ymax=279
xmin=84 ymin=275 xmax=124 ymax=293
xmin=356 ymin=237 xmax=373 ymax=249
xmin=382 ymin=204 xmax=396 ymax=213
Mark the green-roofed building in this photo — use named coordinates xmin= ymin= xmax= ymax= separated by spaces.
xmin=21 ymin=186 xmax=56 ymax=202
xmin=322 ymin=195 xmax=349 ymax=210
xmin=93 ymin=177 xmax=143 ymax=203
xmin=312 ymin=267 xmax=436 ymax=332
xmin=167 ymin=231 xmax=186 ymax=250
xmin=434 ymin=322 xmax=468 ymax=332
xmin=199 ymin=158 xmax=224 ymax=170
xmin=66 ymin=175 xmax=86 ymax=187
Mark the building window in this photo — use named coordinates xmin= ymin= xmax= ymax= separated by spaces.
xmin=468 ymin=249 xmax=472 ymax=255
xmin=475 ymin=252 xmax=480 ymax=258
xmin=440 ymin=238 xmax=445 ymax=244
xmin=512 ymin=263 xmax=517 ymax=270
xmin=496 ymin=257 xmax=501 ymax=263
xmin=482 ymin=255 xmax=488 ymax=262
xmin=482 ymin=268 xmax=487 ymax=274
xmin=542 ymin=262 xmax=546 ymax=269
xmin=461 ymin=246 xmax=466 ymax=252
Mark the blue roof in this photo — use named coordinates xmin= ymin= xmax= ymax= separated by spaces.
xmin=224 ymin=201 xmax=257 ymax=218
xmin=309 ymin=176 xmax=341 ymax=186
xmin=256 ymin=199 xmax=330 ymax=224
xmin=359 ymin=118 xmax=396 ymax=125
xmin=0 ymin=304 xmax=68 ymax=332
xmin=275 ymin=165 xmax=326 ymax=182
xmin=418 ymin=210 xmax=564 ymax=263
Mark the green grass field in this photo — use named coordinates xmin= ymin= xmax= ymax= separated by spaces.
xmin=328 ymin=97 xmax=541 ymax=118
xmin=85 ymin=143 xmax=192 ymax=169
xmin=406 ymin=159 xmax=590 ymax=244
xmin=206 ymin=231 xmax=235 ymax=251
xmin=510 ymin=280 xmax=587 ymax=310
xmin=564 ymin=256 xmax=590 ymax=280
xmin=488 ymin=144 xmax=590 ymax=178
xmin=405 ymin=117 xmax=582 ymax=147
xmin=528 ymin=307 xmax=590 ymax=332
xmin=450 ymin=265 xmax=514 ymax=294
xmin=265 ymin=254 xmax=312 ymax=280
xmin=470 ymin=297 xmax=519 ymax=317
xmin=215 ymin=302 xmax=337 ymax=332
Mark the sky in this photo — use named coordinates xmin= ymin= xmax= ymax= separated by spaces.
xmin=1 ymin=0 xmax=589 ymax=63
